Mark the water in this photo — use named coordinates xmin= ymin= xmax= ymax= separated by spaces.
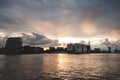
xmin=0 ymin=53 xmax=119 ymax=80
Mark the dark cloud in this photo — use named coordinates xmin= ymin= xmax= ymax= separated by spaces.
xmin=0 ymin=0 xmax=11 ymax=8
xmin=0 ymin=0 xmax=120 ymax=39
xmin=21 ymin=32 xmax=60 ymax=47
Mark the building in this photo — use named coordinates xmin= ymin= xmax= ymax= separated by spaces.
xmin=22 ymin=46 xmax=44 ymax=54
xmin=5 ymin=37 xmax=23 ymax=54
xmin=114 ymin=48 xmax=120 ymax=53
xmin=74 ymin=43 xmax=83 ymax=53
xmin=5 ymin=37 xmax=22 ymax=50
xmin=67 ymin=44 xmax=74 ymax=53
xmin=87 ymin=45 xmax=91 ymax=53
xmin=94 ymin=48 xmax=101 ymax=53
xmin=108 ymin=47 xmax=111 ymax=53
xmin=56 ymin=47 xmax=65 ymax=52
xmin=49 ymin=47 xmax=56 ymax=51
xmin=22 ymin=45 xmax=35 ymax=54
xmin=34 ymin=47 xmax=44 ymax=53
xmin=67 ymin=43 xmax=91 ymax=54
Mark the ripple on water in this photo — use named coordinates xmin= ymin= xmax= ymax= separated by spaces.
xmin=0 ymin=54 xmax=119 ymax=80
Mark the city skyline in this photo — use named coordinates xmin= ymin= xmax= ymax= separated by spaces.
xmin=0 ymin=0 xmax=120 ymax=49
xmin=1 ymin=36 xmax=118 ymax=55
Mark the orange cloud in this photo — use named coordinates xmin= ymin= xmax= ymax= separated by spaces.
xmin=80 ymin=18 xmax=98 ymax=36
xmin=24 ymin=20 xmax=77 ymax=38
xmin=110 ymin=29 xmax=120 ymax=37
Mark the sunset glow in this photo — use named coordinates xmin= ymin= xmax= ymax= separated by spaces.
xmin=0 ymin=0 xmax=119 ymax=49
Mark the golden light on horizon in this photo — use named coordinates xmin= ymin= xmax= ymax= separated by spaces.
xmin=58 ymin=37 xmax=90 ymax=44
xmin=58 ymin=38 xmax=79 ymax=43
xmin=0 ymin=32 xmax=6 ymax=37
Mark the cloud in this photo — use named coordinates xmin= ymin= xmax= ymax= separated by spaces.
xmin=21 ymin=32 xmax=60 ymax=47
xmin=0 ymin=0 xmax=120 ymax=39
xmin=0 ymin=37 xmax=6 ymax=47
xmin=98 ymin=38 xmax=120 ymax=51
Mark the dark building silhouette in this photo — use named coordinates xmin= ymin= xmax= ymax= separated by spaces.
xmin=114 ymin=48 xmax=120 ymax=53
xmin=5 ymin=37 xmax=23 ymax=54
xmin=56 ymin=47 xmax=65 ymax=52
xmin=87 ymin=45 xmax=91 ymax=53
xmin=108 ymin=47 xmax=111 ymax=53
xmin=94 ymin=48 xmax=101 ymax=53
xmin=22 ymin=46 xmax=34 ymax=54
xmin=45 ymin=47 xmax=66 ymax=53
xmin=49 ymin=47 xmax=55 ymax=50
xmin=34 ymin=47 xmax=44 ymax=53
xmin=49 ymin=47 xmax=56 ymax=52
xmin=0 ymin=47 xmax=6 ymax=54
xmin=22 ymin=46 xmax=44 ymax=54
xmin=5 ymin=37 xmax=22 ymax=50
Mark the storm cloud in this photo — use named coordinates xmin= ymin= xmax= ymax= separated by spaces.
xmin=0 ymin=0 xmax=120 ymax=42
xmin=21 ymin=32 xmax=60 ymax=47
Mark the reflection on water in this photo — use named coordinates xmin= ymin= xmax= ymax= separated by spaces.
xmin=0 ymin=53 xmax=119 ymax=80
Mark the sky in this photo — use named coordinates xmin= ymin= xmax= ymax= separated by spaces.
xmin=0 ymin=0 xmax=120 ymax=49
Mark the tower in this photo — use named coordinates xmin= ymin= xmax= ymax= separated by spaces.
xmin=5 ymin=37 xmax=22 ymax=53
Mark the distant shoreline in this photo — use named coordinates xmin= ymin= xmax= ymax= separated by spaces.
xmin=0 ymin=52 xmax=119 ymax=55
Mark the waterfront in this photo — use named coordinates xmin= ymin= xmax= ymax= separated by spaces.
xmin=0 ymin=53 xmax=119 ymax=80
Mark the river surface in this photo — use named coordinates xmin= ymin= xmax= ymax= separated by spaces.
xmin=0 ymin=53 xmax=119 ymax=80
